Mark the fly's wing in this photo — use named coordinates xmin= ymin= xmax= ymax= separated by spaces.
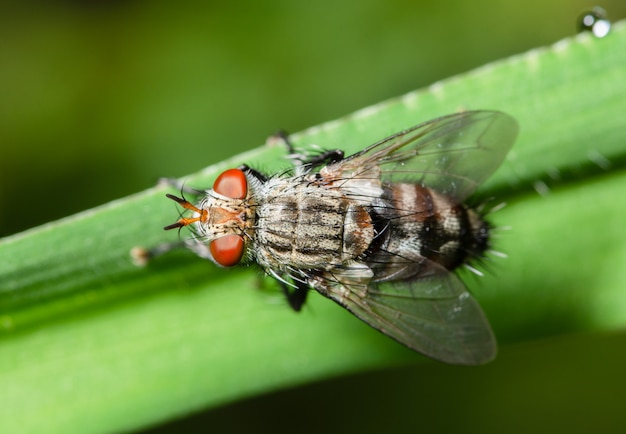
xmin=325 ymin=111 xmax=518 ymax=202
xmin=310 ymin=111 xmax=509 ymax=363
xmin=326 ymin=264 xmax=496 ymax=365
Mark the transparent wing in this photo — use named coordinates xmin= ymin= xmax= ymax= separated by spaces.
xmin=325 ymin=264 xmax=496 ymax=365
xmin=328 ymin=110 xmax=518 ymax=202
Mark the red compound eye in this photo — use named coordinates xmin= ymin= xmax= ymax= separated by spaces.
xmin=213 ymin=168 xmax=247 ymax=199
xmin=210 ymin=234 xmax=245 ymax=267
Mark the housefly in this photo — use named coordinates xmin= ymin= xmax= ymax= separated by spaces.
xmin=135 ymin=110 xmax=518 ymax=365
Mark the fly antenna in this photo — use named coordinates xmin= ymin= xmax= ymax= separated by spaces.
xmin=163 ymin=194 xmax=206 ymax=230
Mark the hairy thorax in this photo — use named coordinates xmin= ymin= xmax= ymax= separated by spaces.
xmin=254 ymin=178 xmax=374 ymax=271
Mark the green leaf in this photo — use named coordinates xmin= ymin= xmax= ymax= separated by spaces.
xmin=1 ymin=22 xmax=626 ymax=433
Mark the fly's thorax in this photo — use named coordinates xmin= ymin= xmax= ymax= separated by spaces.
xmin=369 ymin=183 xmax=489 ymax=279
xmin=253 ymin=177 xmax=375 ymax=271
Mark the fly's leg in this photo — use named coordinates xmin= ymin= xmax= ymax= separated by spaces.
xmin=279 ymin=279 xmax=309 ymax=312
xmin=303 ymin=149 xmax=345 ymax=168
xmin=239 ymin=164 xmax=268 ymax=182
xmin=271 ymin=130 xmax=296 ymax=153
xmin=271 ymin=130 xmax=345 ymax=169
xmin=130 ymin=241 xmax=186 ymax=266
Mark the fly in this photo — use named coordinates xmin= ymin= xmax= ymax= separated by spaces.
xmin=134 ymin=110 xmax=519 ymax=365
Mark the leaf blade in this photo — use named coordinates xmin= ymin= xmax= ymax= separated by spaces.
xmin=1 ymin=22 xmax=626 ymax=434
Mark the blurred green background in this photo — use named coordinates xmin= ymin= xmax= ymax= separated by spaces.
xmin=1 ymin=1 xmax=625 ymax=433
xmin=2 ymin=0 xmax=623 ymax=237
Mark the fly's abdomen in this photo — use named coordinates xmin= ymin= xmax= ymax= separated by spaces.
xmin=368 ymin=183 xmax=488 ymax=281
xmin=255 ymin=183 xmax=374 ymax=270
